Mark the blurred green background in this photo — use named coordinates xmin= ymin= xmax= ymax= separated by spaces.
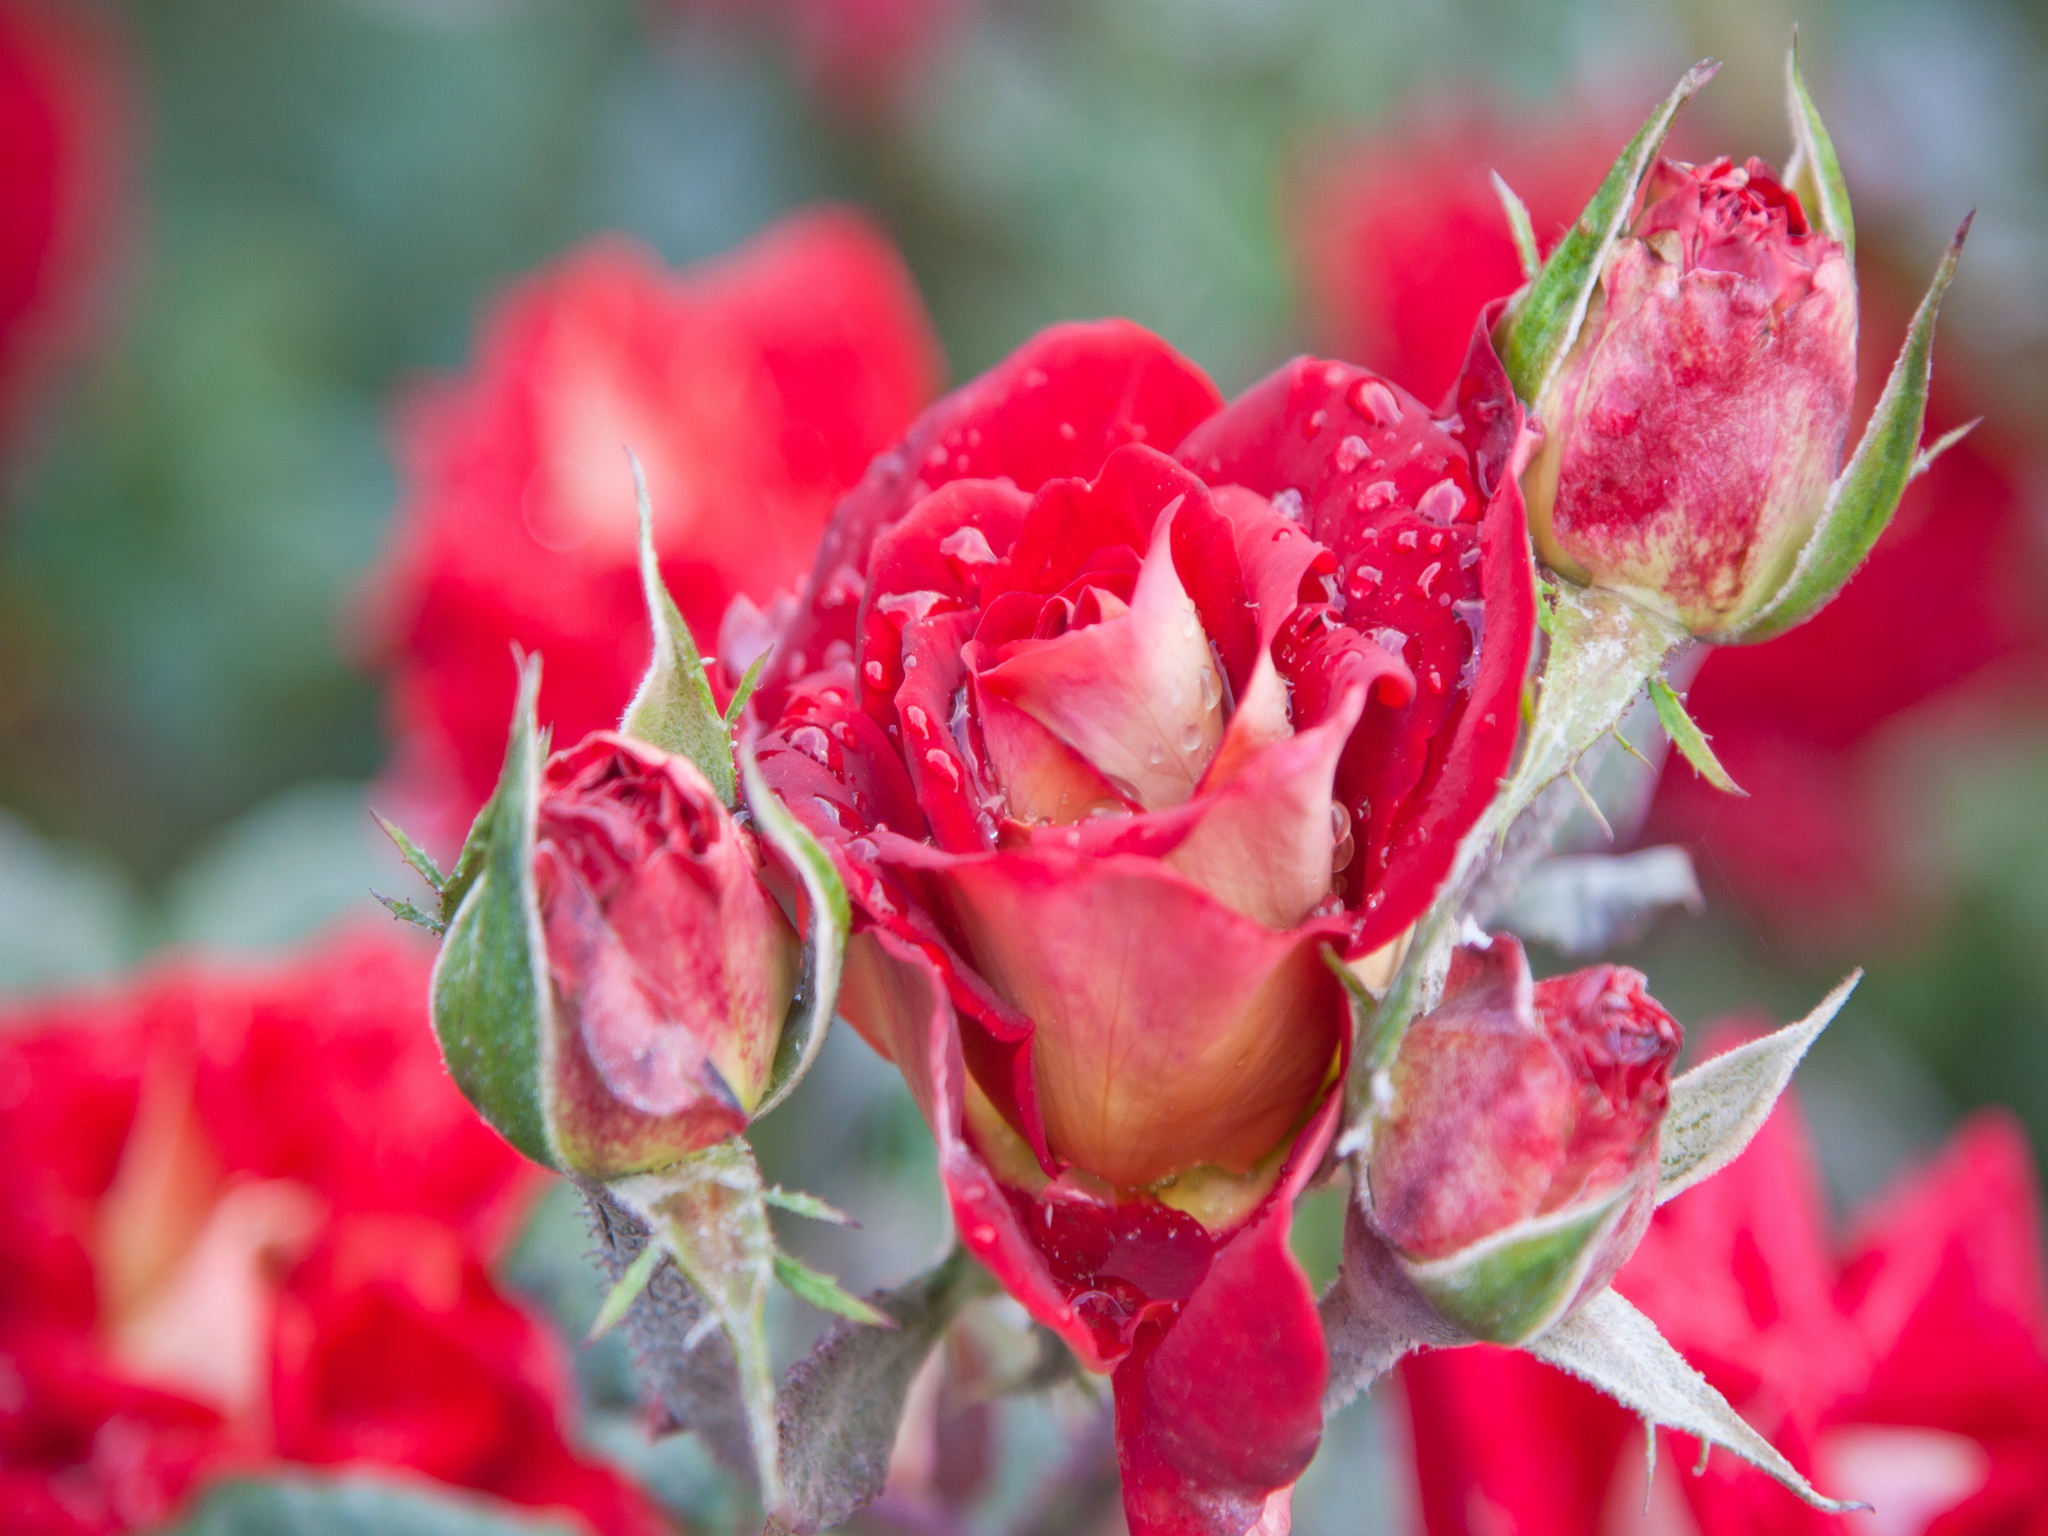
xmin=2 ymin=0 xmax=2045 ymax=1528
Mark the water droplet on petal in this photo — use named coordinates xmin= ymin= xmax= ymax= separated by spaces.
xmin=1179 ymin=721 xmax=1203 ymax=752
xmin=1199 ymin=668 xmax=1221 ymax=710
xmin=1417 ymin=480 xmax=1468 ymax=524
xmin=1335 ymin=434 xmax=1369 ymax=473
xmin=1349 ymin=378 xmax=1401 ymax=426
xmin=864 ymin=659 xmax=886 ymax=686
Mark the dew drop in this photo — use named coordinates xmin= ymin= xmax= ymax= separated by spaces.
xmin=1350 ymin=378 xmax=1400 ymax=426
xmin=1416 ymin=479 xmax=1468 ymax=524
xmin=1272 ymin=487 xmax=1306 ymax=523
xmin=1302 ymin=408 xmax=1328 ymax=439
xmin=1460 ymin=545 xmax=1483 ymax=570
xmin=1335 ymin=434 xmax=1370 ymax=473
xmin=1057 ymin=420 xmax=1078 ymax=442
xmin=1428 ymin=669 xmax=1445 ymax=694
xmin=863 ymin=659 xmax=886 ymax=686
xmin=924 ymin=749 xmax=962 ymax=789
xmin=905 ymin=704 xmax=930 ymax=734
xmin=939 ymin=524 xmax=1000 ymax=567
xmin=1416 ymin=561 xmax=1441 ymax=599
xmin=1179 ymin=721 xmax=1204 ymax=752
xmin=1199 ymin=668 xmax=1222 ymax=710
xmin=1395 ymin=529 xmax=1419 ymax=551
xmin=789 ymin=726 xmax=832 ymax=766
xmin=1148 ymin=746 xmax=1166 ymax=766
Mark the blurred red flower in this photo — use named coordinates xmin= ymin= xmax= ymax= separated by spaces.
xmin=368 ymin=207 xmax=942 ymax=850
xmin=0 ymin=928 xmax=668 ymax=1536
xmin=0 ymin=0 xmax=130 ymax=458
xmin=1399 ymin=1044 xmax=2048 ymax=1533
xmin=1295 ymin=100 xmax=2048 ymax=941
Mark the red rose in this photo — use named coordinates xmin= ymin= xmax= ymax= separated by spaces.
xmin=0 ymin=0 xmax=129 ymax=455
xmin=0 ymin=930 xmax=662 ymax=1536
xmin=1398 ymin=1043 xmax=2048 ymax=1534
xmin=369 ymin=207 xmax=942 ymax=846
xmin=1525 ymin=155 xmax=1860 ymax=638
xmin=756 ymin=315 xmax=1538 ymax=1534
xmin=270 ymin=1215 xmax=668 ymax=1536
xmin=527 ymin=733 xmax=799 ymax=1178
xmin=1364 ymin=935 xmax=1682 ymax=1343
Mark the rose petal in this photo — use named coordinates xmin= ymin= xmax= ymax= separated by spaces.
xmin=918 ymin=849 xmax=1345 ymax=1186
xmin=769 ymin=320 xmax=1224 ymax=713
xmin=982 ymin=492 xmax=1224 ymax=812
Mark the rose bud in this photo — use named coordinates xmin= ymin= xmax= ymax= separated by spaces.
xmin=756 ymin=314 xmax=1541 ymax=1535
xmin=1363 ymin=933 xmax=1682 ymax=1345
xmin=429 ymin=665 xmax=800 ymax=1182
xmin=1523 ymin=154 xmax=1858 ymax=639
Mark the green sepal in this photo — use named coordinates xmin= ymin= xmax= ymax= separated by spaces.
xmin=1495 ymin=60 xmax=1718 ymax=403
xmin=376 ymin=812 xmax=448 ymax=893
xmin=1782 ymin=31 xmax=1854 ymax=260
xmin=725 ymin=651 xmax=768 ymax=729
xmin=1399 ymin=1192 xmax=1626 ymax=1346
xmin=618 ymin=450 xmax=740 ymax=806
xmin=375 ymin=893 xmax=444 ymax=936
xmin=1735 ymin=217 xmax=1971 ymax=644
xmin=429 ymin=655 xmax=558 ymax=1171
xmin=1648 ymin=676 xmax=1744 ymax=796
xmin=742 ymin=744 xmax=850 ymax=1119
xmin=609 ymin=1139 xmax=783 ymax=1505
xmin=1491 ymin=170 xmax=1541 ymax=281
xmin=774 ymin=1252 xmax=895 ymax=1328
xmin=1530 ymin=1291 xmax=1867 ymax=1512
xmin=765 ymin=1187 xmax=856 ymax=1225
xmin=1658 ymin=972 xmax=1858 ymax=1205
xmin=586 ymin=1241 xmax=664 ymax=1342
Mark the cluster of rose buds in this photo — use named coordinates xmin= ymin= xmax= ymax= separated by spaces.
xmin=387 ymin=43 xmax=1973 ymax=1536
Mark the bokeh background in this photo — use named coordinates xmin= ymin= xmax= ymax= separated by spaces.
xmin=3 ymin=0 xmax=2045 ymax=1531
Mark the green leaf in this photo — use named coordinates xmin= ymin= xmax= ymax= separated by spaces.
xmin=742 ymin=745 xmax=851 ymax=1119
xmin=610 ymin=1139 xmax=783 ymax=1506
xmin=618 ymin=450 xmax=739 ymax=805
xmin=586 ymin=1240 xmax=664 ymax=1342
xmin=1782 ymin=31 xmax=1854 ymax=260
xmin=774 ymin=1252 xmax=895 ymax=1327
xmin=1402 ymin=1194 xmax=1625 ymax=1346
xmin=1529 ymin=1291 xmax=1867 ymax=1512
xmin=1736 ymin=217 xmax=1971 ymax=643
xmin=764 ymin=1187 xmax=855 ymax=1225
xmin=1490 ymin=170 xmax=1541 ymax=282
xmin=1495 ymin=60 xmax=1717 ymax=402
xmin=1648 ymin=676 xmax=1744 ymax=796
xmin=374 ymin=811 xmax=447 ymax=892
xmin=429 ymin=655 xmax=557 ymax=1171
xmin=775 ymin=1248 xmax=996 ymax=1535
xmin=1658 ymin=972 xmax=1859 ymax=1204
xmin=161 ymin=1473 xmax=578 ymax=1536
